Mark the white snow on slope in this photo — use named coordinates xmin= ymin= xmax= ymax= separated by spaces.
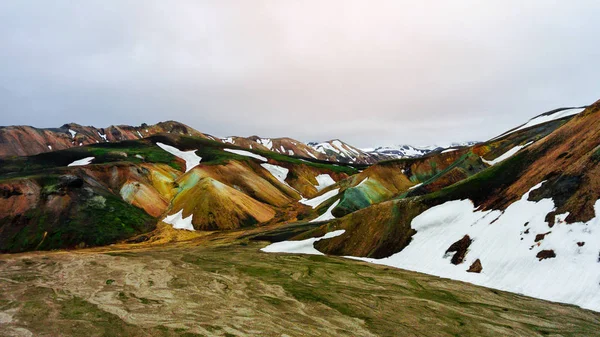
xmin=315 ymin=174 xmax=336 ymax=191
xmin=224 ymin=148 xmax=267 ymax=162
xmin=257 ymin=138 xmax=273 ymax=150
xmin=310 ymin=200 xmax=340 ymax=223
xmin=261 ymin=230 xmax=345 ymax=255
xmin=97 ymin=132 xmax=108 ymax=142
xmin=264 ymin=182 xmax=600 ymax=312
xmin=481 ymin=142 xmax=532 ymax=166
xmin=441 ymin=148 xmax=457 ymax=154
xmin=512 ymin=108 xmax=585 ymax=134
xmin=261 ymin=163 xmax=295 ymax=190
xmin=299 ymin=189 xmax=340 ymax=209
xmin=355 ymin=177 xmax=369 ymax=188
xmin=348 ymin=183 xmax=600 ymax=312
xmin=163 ymin=209 xmax=195 ymax=231
xmin=68 ymin=129 xmax=77 ymax=138
xmin=47 ymin=145 xmax=52 ymax=150
xmin=408 ymin=183 xmax=423 ymax=190
xmin=68 ymin=157 xmax=95 ymax=167
xmin=156 ymin=142 xmax=202 ymax=173
xmin=137 ymin=131 xmax=143 ymax=138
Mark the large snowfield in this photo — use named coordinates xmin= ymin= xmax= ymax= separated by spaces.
xmin=263 ymin=182 xmax=600 ymax=312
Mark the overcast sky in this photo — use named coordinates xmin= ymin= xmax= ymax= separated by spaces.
xmin=1 ymin=1 xmax=599 ymax=147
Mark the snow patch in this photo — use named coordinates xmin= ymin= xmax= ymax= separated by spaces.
xmin=224 ymin=148 xmax=267 ymax=162
xmin=261 ymin=163 xmax=294 ymax=189
xmin=510 ymin=108 xmax=585 ymax=135
xmin=68 ymin=129 xmax=77 ymax=138
xmin=68 ymin=157 xmax=95 ymax=167
xmin=261 ymin=230 xmax=345 ymax=255
xmin=299 ymin=189 xmax=340 ymax=209
xmin=163 ymin=209 xmax=195 ymax=231
xmin=409 ymin=183 xmax=423 ymax=190
xmin=355 ymin=177 xmax=369 ymax=188
xmin=310 ymin=200 xmax=340 ymax=223
xmin=257 ymin=138 xmax=273 ymax=150
xmin=97 ymin=132 xmax=108 ymax=142
xmin=315 ymin=174 xmax=335 ymax=191
xmin=481 ymin=142 xmax=532 ymax=166
xmin=156 ymin=142 xmax=202 ymax=173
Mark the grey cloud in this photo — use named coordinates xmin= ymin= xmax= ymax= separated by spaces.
xmin=1 ymin=0 xmax=600 ymax=147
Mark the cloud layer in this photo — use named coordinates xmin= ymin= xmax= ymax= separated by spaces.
xmin=1 ymin=1 xmax=599 ymax=147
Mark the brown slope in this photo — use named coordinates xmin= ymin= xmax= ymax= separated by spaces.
xmin=308 ymin=101 xmax=600 ymax=258
xmin=481 ymin=100 xmax=600 ymax=222
xmin=0 ymin=173 xmax=156 ymax=253
xmin=185 ymin=161 xmax=298 ymax=207
xmin=168 ymin=176 xmax=276 ymax=230
xmin=0 ymin=121 xmax=218 ymax=158
xmin=79 ymin=162 xmax=181 ymax=217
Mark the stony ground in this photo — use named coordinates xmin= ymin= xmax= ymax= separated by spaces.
xmin=1 ymin=237 xmax=599 ymax=337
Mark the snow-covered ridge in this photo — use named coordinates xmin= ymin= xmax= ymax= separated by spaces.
xmin=308 ymin=139 xmax=362 ymax=161
xmin=493 ymin=107 xmax=586 ymax=141
xmin=366 ymin=141 xmax=478 ymax=159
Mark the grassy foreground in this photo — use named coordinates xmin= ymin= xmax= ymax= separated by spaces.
xmin=0 ymin=239 xmax=599 ymax=337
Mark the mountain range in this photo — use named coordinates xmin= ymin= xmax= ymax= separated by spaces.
xmin=1 ymin=102 xmax=598 ymax=321
xmin=0 ymin=121 xmax=475 ymax=164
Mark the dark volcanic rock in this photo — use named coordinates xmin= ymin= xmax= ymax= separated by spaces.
xmin=536 ymin=250 xmax=556 ymax=261
xmin=467 ymin=259 xmax=483 ymax=273
xmin=446 ymin=235 xmax=472 ymax=265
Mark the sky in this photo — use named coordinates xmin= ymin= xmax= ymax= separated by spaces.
xmin=1 ymin=1 xmax=599 ymax=147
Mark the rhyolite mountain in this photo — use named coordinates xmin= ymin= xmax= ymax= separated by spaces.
xmin=0 ymin=103 xmax=597 ymax=314
xmin=0 ymin=122 xmax=473 ymax=164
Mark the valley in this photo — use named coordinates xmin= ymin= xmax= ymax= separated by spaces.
xmin=1 ymin=231 xmax=599 ymax=337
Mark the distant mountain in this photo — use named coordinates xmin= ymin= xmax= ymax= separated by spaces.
xmin=365 ymin=142 xmax=479 ymax=160
xmin=0 ymin=121 xmax=219 ymax=157
xmin=0 ymin=121 xmax=478 ymax=165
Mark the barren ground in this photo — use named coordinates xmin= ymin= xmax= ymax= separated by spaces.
xmin=1 ymin=230 xmax=599 ymax=337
